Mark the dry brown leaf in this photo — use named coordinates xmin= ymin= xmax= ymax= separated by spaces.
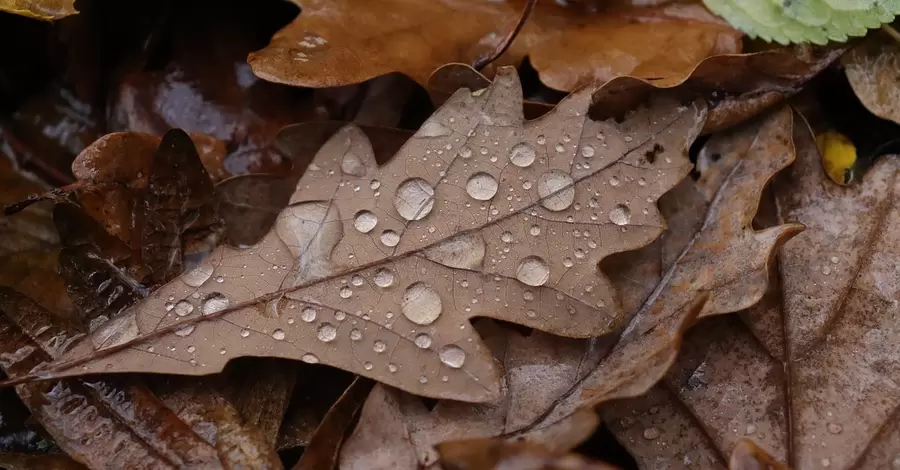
xmin=0 ymin=0 xmax=76 ymax=20
xmin=843 ymin=31 xmax=900 ymax=126
xmin=436 ymin=438 xmax=619 ymax=470
xmin=29 ymin=67 xmax=707 ymax=402
xmin=338 ymin=107 xmax=800 ymax=470
xmin=602 ymin=114 xmax=900 ymax=469
xmin=248 ymin=0 xmax=740 ymax=90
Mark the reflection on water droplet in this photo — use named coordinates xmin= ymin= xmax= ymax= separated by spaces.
xmin=240 ymin=328 xmax=250 ymax=338
xmin=459 ymin=147 xmax=472 ymax=159
xmin=373 ymin=268 xmax=395 ymax=288
xmin=183 ymin=264 xmax=214 ymax=287
xmin=554 ymin=143 xmax=564 ymax=153
xmin=642 ymin=427 xmax=660 ymax=440
xmin=609 ymin=204 xmax=631 ymax=226
xmin=340 ymin=286 xmax=353 ymax=299
xmin=637 ymin=177 xmax=647 ymax=186
xmin=215 ymin=275 xmax=225 ymax=283
xmin=341 ymin=152 xmax=367 ymax=176
xmin=418 ymin=121 xmax=452 ymax=138
xmin=351 ymin=275 xmax=364 ymax=286
xmin=538 ymin=170 xmax=575 ymax=211
xmin=608 ymin=176 xmax=620 ymax=187
xmin=201 ymin=293 xmax=229 ymax=315
xmin=510 ymin=143 xmax=536 ymax=167
xmin=370 ymin=180 xmax=381 ymax=190
xmin=272 ymin=329 xmax=286 ymax=340
xmin=439 ymin=344 xmax=466 ymax=368
xmin=350 ymin=328 xmax=362 ymax=341
xmin=500 ymin=231 xmax=513 ymax=243
xmin=301 ymin=307 xmax=317 ymax=322
xmin=581 ymin=145 xmax=595 ymax=158
xmin=536 ymin=135 xmax=546 ymax=145
xmin=822 ymin=266 xmax=832 ymax=275
xmin=353 ymin=211 xmax=378 ymax=233
xmin=529 ymin=225 xmax=541 ymax=236
xmin=317 ymin=323 xmax=337 ymax=342
xmin=516 ymin=256 xmax=550 ymax=286
xmin=363 ymin=362 xmax=373 ymax=370
xmin=187 ymin=345 xmax=196 ymax=353
xmin=334 ymin=311 xmax=346 ymax=321
xmin=830 ymin=256 xmax=839 ymax=264
xmin=388 ymin=363 xmax=398 ymax=373
xmin=466 ymin=172 xmax=498 ymax=201
xmin=402 ymin=283 xmax=443 ymax=325
xmin=394 ymin=178 xmax=435 ymax=221
xmin=373 ymin=340 xmax=387 ymax=353
xmin=174 ymin=300 xmax=194 ymax=317
xmin=301 ymin=353 xmax=319 ymax=364
xmin=380 ymin=230 xmax=400 ymax=247
xmin=414 ymin=333 xmax=433 ymax=349
xmin=175 ymin=325 xmax=195 ymax=337
xmin=563 ymin=257 xmax=574 ymax=267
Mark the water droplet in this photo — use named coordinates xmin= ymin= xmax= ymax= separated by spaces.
xmin=350 ymin=328 xmax=362 ymax=341
xmin=821 ymin=458 xmax=830 ymax=467
xmin=500 ymin=231 xmax=513 ymax=243
xmin=174 ymin=300 xmax=194 ymax=317
xmin=353 ymin=211 xmax=378 ymax=233
xmin=624 ymin=136 xmax=633 ymax=143
xmin=380 ymin=230 xmax=400 ymax=247
xmin=510 ymin=143 xmax=536 ymax=167
xmin=187 ymin=345 xmax=196 ymax=353
xmin=301 ymin=353 xmax=319 ymax=364
xmin=301 ymin=307 xmax=317 ymax=322
xmin=554 ymin=143 xmax=564 ymax=153
xmin=175 ymin=325 xmax=195 ymax=337
xmin=387 ymin=363 xmax=398 ymax=373
xmin=394 ymin=178 xmax=435 ymax=221
xmin=538 ymin=170 xmax=575 ymax=211
xmin=363 ymin=362 xmax=374 ymax=370
xmin=317 ymin=323 xmax=337 ymax=342
xmin=164 ymin=302 xmax=174 ymax=311
xmin=401 ymin=283 xmax=443 ymax=325
xmin=240 ymin=328 xmax=250 ymax=338
xmin=183 ymin=263 xmax=214 ymax=287
xmin=637 ymin=177 xmax=647 ymax=186
xmin=609 ymin=204 xmax=631 ymax=226
xmin=215 ymin=275 xmax=225 ymax=283
xmin=272 ymin=329 xmax=286 ymax=340
xmin=522 ymin=180 xmax=533 ymax=190
xmin=414 ymin=333 xmax=433 ymax=349
xmin=351 ymin=275 xmax=364 ymax=287
xmin=642 ymin=427 xmax=660 ymax=440
xmin=563 ymin=257 xmax=574 ymax=267
xmin=536 ymin=135 xmax=546 ymax=145
xmin=201 ymin=293 xmax=229 ymax=315
xmin=373 ymin=268 xmax=395 ymax=288
xmin=340 ymin=286 xmax=353 ymax=299
xmin=219 ymin=348 xmax=226 ymax=355
xmin=466 ymin=172 xmax=498 ymax=201
xmin=516 ymin=256 xmax=550 ymax=286
xmin=370 ymin=180 xmax=381 ymax=190
xmin=529 ymin=225 xmax=541 ymax=236
xmin=827 ymin=423 xmax=842 ymax=434
xmin=830 ymin=256 xmax=839 ymax=264
xmin=822 ymin=266 xmax=832 ymax=275
xmin=439 ymin=344 xmax=466 ymax=368
xmin=581 ymin=145 xmax=595 ymax=158
xmin=373 ymin=340 xmax=387 ymax=353
xmin=418 ymin=121 xmax=452 ymax=138
xmin=608 ymin=176 xmax=620 ymax=187
xmin=341 ymin=152 xmax=367 ymax=177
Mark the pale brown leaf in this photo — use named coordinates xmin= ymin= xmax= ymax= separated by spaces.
xmin=843 ymin=31 xmax=900 ymax=126
xmin=32 ymin=67 xmax=706 ymax=402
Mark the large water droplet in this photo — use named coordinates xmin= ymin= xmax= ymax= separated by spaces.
xmin=373 ymin=268 xmax=395 ymax=288
xmin=418 ymin=121 xmax=453 ymax=138
xmin=465 ymin=172 xmax=498 ymax=201
xmin=394 ymin=178 xmax=435 ymax=221
xmin=272 ymin=329 xmax=286 ymax=340
xmin=340 ymin=286 xmax=353 ymax=299
xmin=500 ymin=231 xmax=513 ymax=243
xmin=183 ymin=263 xmax=214 ymax=287
xmin=317 ymin=323 xmax=337 ymax=342
xmin=439 ymin=344 xmax=466 ymax=368
xmin=516 ymin=256 xmax=550 ymax=286
xmin=581 ymin=145 xmax=595 ymax=158
xmin=201 ymin=293 xmax=230 ymax=315
xmin=380 ymin=230 xmax=400 ymax=247
xmin=609 ymin=204 xmax=631 ymax=226
xmin=301 ymin=353 xmax=319 ymax=364
xmin=827 ymin=423 xmax=842 ymax=434
xmin=301 ymin=307 xmax=317 ymax=322
xmin=341 ymin=152 xmax=367 ymax=177
xmin=510 ymin=143 xmax=536 ymax=167
xmin=401 ymin=283 xmax=443 ymax=325
xmin=174 ymin=300 xmax=194 ymax=317
xmin=353 ymin=211 xmax=378 ymax=233
xmin=538 ymin=170 xmax=575 ymax=211
xmin=423 ymin=233 xmax=485 ymax=270
xmin=414 ymin=333 xmax=433 ymax=349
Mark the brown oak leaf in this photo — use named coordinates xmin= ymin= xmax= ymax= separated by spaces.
xmin=843 ymin=31 xmax=900 ymax=126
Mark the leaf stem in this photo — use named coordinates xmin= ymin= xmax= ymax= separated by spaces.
xmin=472 ymin=0 xmax=536 ymax=71
xmin=882 ymin=24 xmax=900 ymax=45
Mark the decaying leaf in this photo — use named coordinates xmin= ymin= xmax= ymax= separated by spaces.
xmin=0 ymin=0 xmax=76 ymax=20
xmin=436 ymin=438 xmax=618 ymax=470
xmin=28 ymin=67 xmax=708 ymax=402
xmin=249 ymin=0 xmax=740 ymax=90
xmin=843 ymin=31 xmax=900 ymax=126
xmin=339 ymin=107 xmax=801 ymax=470
xmin=603 ymin=113 xmax=900 ymax=469
xmin=0 ymin=452 xmax=86 ymax=470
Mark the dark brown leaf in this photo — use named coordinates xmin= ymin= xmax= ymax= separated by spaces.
xmin=436 ymin=439 xmax=619 ymax=470
xmin=0 ymin=452 xmax=86 ymax=470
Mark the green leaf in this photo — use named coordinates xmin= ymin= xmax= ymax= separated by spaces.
xmin=702 ymin=0 xmax=900 ymax=44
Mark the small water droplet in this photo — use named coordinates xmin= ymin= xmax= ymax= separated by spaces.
xmin=240 ymin=328 xmax=250 ymax=338
xmin=219 ymin=348 xmax=226 ymax=355
xmin=563 ymin=257 xmax=574 ymax=267
xmin=538 ymin=170 xmax=575 ymax=211
xmin=624 ymin=136 xmax=633 ymax=143
xmin=827 ymin=423 xmax=842 ymax=434
xmin=418 ymin=121 xmax=452 ymax=138
xmin=201 ymin=293 xmax=230 ymax=315
xmin=500 ymin=231 xmax=513 ymax=243
xmin=609 ymin=204 xmax=631 ymax=226
xmin=401 ymin=283 xmax=443 ymax=325
xmin=510 ymin=142 xmax=536 ymax=167
xmin=830 ymin=256 xmax=839 ymax=264
xmin=581 ymin=145 xmax=595 ymax=158
xmin=174 ymin=300 xmax=194 ymax=317
xmin=272 ymin=329 xmax=286 ymax=340
xmin=301 ymin=353 xmax=319 ymax=364
xmin=387 ymin=363 xmax=398 ymax=373
xmin=215 ymin=275 xmax=225 ymax=283
xmin=350 ymin=328 xmax=362 ymax=341
xmin=340 ymin=286 xmax=353 ymax=299
xmin=439 ymin=344 xmax=466 ymax=368
xmin=536 ymin=135 xmax=546 ymax=145
xmin=637 ymin=177 xmax=647 ymax=186
xmin=745 ymin=424 xmax=757 ymax=435
xmin=822 ymin=266 xmax=832 ymax=275
xmin=301 ymin=307 xmax=317 ymax=322
xmin=363 ymin=362 xmax=374 ymax=370
xmin=370 ymin=180 xmax=381 ymax=190
xmin=334 ymin=311 xmax=346 ymax=321
xmin=353 ymin=211 xmax=378 ymax=233
xmin=516 ymin=256 xmax=550 ymax=287
xmin=609 ymin=176 xmax=620 ymax=187
xmin=373 ymin=340 xmax=387 ymax=353
xmin=821 ymin=458 xmax=830 ymax=467
xmin=414 ymin=333 xmax=433 ymax=349
xmin=642 ymin=427 xmax=660 ymax=440
xmin=183 ymin=264 xmax=214 ymax=287
xmin=373 ymin=268 xmax=395 ymax=288
xmin=529 ymin=225 xmax=541 ymax=236
xmin=394 ymin=178 xmax=435 ymax=221
xmin=380 ymin=230 xmax=400 ymax=247
xmin=187 ymin=345 xmax=196 ymax=353
xmin=554 ymin=143 xmax=564 ymax=153
xmin=351 ymin=275 xmax=364 ymax=287
xmin=466 ymin=172 xmax=499 ymax=201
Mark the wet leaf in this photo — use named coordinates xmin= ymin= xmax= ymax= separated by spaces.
xmin=0 ymin=146 xmax=58 ymax=257
xmin=603 ymin=113 xmax=900 ymax=469
xmin=0 ymin=0 xmax=76 ymax=21
xmin=0 ymin=452 xmax=86 ymax=470
xmin=32 ymin=67 xmax=708 ymax=402
xmin=729 ymin=440 xmax=788 ymax=470
xmin=436 ymin=438 xmax=619 ymax=470
xmin=339 ymin=107 xmax=801 ymax=469
xmin=843 ymin=31 xmax=900 ymax=126
xmin=249 ymin=0 xmax=740 ymax=90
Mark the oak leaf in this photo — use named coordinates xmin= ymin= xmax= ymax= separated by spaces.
xmin=248 ymin=0 xmax=740 ymax=90
xmin=337 ymin=106 xmax=801 ymax=470
xmin=0 ymin=0 xmax=76 ymax=20
xmin=603 ymin=112 xmax=900 ymax=469
xmin=843 ymin=31 xmax=900 ymax=126
xmin=26 ymin=67 xmax=707 ymax=402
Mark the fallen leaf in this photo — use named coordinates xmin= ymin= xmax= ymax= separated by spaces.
xmin=602 ymin=113 xmax=900 ymax=469
xmin=339 ymin=107 xmax=801 ymax=469
xmin=0 ymin=0 xmax=76 ymax=21
xmin=276 ymin=365 xmax=357 ymax=451
xmin=436 ymin=438 xmax=619 ymax=470
xmin=843 ymin=31 xmax=900 ymax=126
xmin=0 ymin=452 xmax=86 ymax=470
xmin=0 ymin=145 xmax=57 ymax=257
xmin=218 ymin=358 xmax=300 ymax=448
xmin=729 ymin=440 xmax=788 ymax=470
xmin=249 ymin=0 xmax=740 ymax=90
xmin=31 ymin=67 xmax=707 ymax=402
